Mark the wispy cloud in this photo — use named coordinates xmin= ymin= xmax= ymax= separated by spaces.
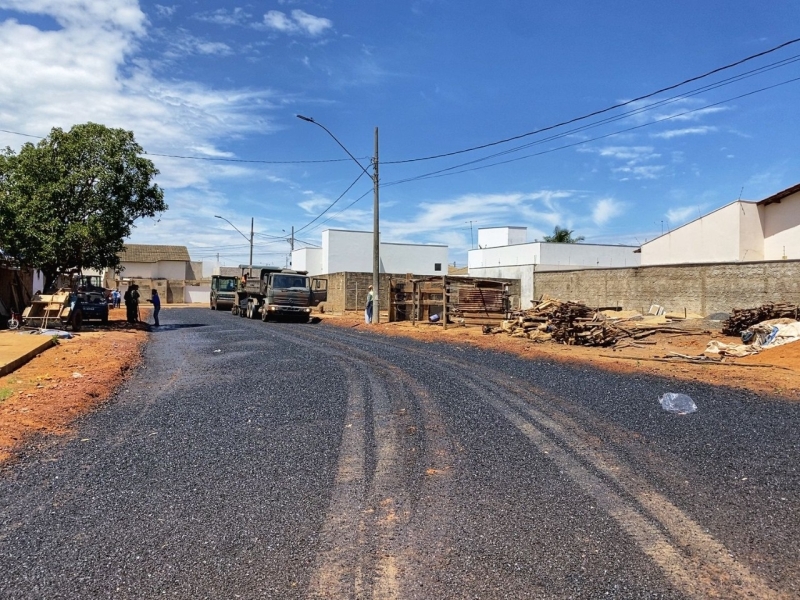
xmin=580 ymin=145 xmax=659 ymax=163
xmin=193 ymin=7 xmax=251 ymax=26
xmin=592 ymin=198 xmax=624 ymax=225
xmin=652 ymin=126 xmax=717 ymax=139
xmin=666 ymin=205 xmax=707 ymax=225
xmin=612 ymin=165 xmax=665 ymax=180
xmin=262 ymin=9 xmax=332 ymax=36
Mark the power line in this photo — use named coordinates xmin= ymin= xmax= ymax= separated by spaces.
xmin=293 ymin=170 xmax=368 ymax=235
xmin=383 ymin=36 xmax=800 ymax=165
xmin=384 ymin=76 xmax=800 ymax=186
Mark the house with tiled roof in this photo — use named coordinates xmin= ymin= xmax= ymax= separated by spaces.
xmin=108 ymin=244 xmax=206 ymax=304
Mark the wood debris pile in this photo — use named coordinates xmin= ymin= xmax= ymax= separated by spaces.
xmin=484 ymin=297 xmax=706 ymax=348
xmin=722 ymin=303 xmax=800 ymax=335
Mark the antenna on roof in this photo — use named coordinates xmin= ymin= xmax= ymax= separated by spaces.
xmin=738 ymin=186 xmax=744 ymax=200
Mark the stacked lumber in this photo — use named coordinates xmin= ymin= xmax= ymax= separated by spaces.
xmin=500 ymin=299 xmax=631 ymax=347
xmin=722 ymin=303 xmax=800 ymax=335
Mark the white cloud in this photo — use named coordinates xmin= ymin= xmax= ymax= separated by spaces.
xmin=0 ymin=0 xmax=146 ymax=34
xmin=262 ymin=9 xmax=332 ymax=36
xmin=592 ymin=198 xmax=624 ymax=225
xmin=581 ymin=145 xmax=658 ymax=163
xmin=154 ymin=4 xmax=176 ymax=18
xmin=652 ymin=126 xmax=716 ymax=140
xmin=612 ymin=165 xmax=665 ymax=180
xmin=666 ymin=205 xmax=703 ymax=224
xmin=193 ymin=7 xmax=250 ymax=26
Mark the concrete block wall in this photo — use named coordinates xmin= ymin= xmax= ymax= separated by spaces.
xmin=324 ymin=272 xmax=414 ymax=313
xmin=532 ymin=259 xmax=800 ymax=316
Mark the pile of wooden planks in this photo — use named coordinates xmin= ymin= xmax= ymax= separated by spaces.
xmin=722 ymin=303 xmax=800 ymax=335
xmin=498 ymin=299 xmax=631 ymax=347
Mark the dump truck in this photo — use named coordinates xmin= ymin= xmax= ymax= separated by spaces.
xmin=210 ymin=275 xmax=238 ymax=310
xmin=232 ymin=265 xmax=327 ymax=322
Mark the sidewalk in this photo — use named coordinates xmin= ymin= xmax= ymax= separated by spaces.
xmin=0 ymin=331 xmax=56 ymax=377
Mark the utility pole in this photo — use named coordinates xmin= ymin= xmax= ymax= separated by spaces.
xmin=296 ymin=115 xmax=380 ymax=323
xmin=372 ymin=127 xmax=380 ymax=324
xmin=249 ymin=217 xmax=254 ymax=276
xmin=466 ymin=220 xmax=477 ymax=249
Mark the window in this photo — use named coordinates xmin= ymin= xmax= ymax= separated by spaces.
xmin=272 ymin=274 xmax=309 ymax=289
xmin=434 ymin=263 xmax=442 ymax=272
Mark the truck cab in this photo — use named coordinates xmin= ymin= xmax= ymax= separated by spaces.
xmin=234 ymin=265 xmax=327 ymax=322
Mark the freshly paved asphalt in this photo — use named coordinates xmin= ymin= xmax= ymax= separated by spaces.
xmin=0 ymin=308 xmax=797 ymax=599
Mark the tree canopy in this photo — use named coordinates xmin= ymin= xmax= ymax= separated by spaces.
xmin=0 ymin=123 xmax=166 ymax=289
xmin=542 ymin=225 xmax=585 ymax=243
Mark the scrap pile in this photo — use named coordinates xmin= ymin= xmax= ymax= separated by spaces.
xmin=491 ymin=299 xmax=637 ymax=347
xmin=722 ymin=303 xmax=799 ymax=335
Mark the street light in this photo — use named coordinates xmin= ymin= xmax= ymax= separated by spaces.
xmin=297 ymin=114 xmax=381 ymax=324
xmin=215 ymin=215 xmax=254 ymax=276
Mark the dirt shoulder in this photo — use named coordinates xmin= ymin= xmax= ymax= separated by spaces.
xmin=0 ymin=307 xmax=151 ymax=465
xmin=2 ymin=306 xmax=797 ymax=466
xmin=319 ymin=312 xmax=800 ymax=400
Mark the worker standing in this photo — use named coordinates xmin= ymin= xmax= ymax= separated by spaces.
xmin=149 ymin=289 xmax=161 ymax=327
xmin=365 ymin=284 xmax=374 ymax=324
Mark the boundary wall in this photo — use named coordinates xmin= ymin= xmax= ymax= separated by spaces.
xmin=531 ymin=259 xmax=800 ymax=316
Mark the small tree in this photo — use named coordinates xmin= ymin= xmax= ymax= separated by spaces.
xmin=0 ymin=123 xmax=166 ymax=290
xmin=542 ymin=225 xmax=584 ymax=243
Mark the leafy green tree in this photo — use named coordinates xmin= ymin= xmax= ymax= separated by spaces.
xmin=0 ymin=123 xmax=166 ymax=290
xmin=542 ymin=225 xmax=585 ymax=243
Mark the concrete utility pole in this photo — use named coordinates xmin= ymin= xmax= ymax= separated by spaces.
xmin=372 ymin=127 xmax=380 ymax=324
xmin=296 ymin=114 xmax=381 ymax=324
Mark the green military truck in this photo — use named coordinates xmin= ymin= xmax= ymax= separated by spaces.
xmin=210 ymin=275 xmax=238 ymax=310
xmin=232 ymin=265 xmax=327 ymax=322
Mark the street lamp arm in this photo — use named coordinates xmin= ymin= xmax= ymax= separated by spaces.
xmin=296 ymin=114 xmax=372 ymax=179
xmin=214 ymin=215 xmax=250 ymax=243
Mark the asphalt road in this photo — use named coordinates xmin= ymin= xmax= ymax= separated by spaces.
xmin=1 ymin=308 xmax=798 ymax=599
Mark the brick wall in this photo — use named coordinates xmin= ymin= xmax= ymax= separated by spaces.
xmin=532 ymin=259 xmax=800 ymax=316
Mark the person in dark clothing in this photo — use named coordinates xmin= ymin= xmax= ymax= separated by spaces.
xmin=130 ymin=285 xmax=140 ymax=322
xmin=149 ymin=289 xmax=161 ymax=327
xmin=124 ymin=287 xmax=133 ymax=322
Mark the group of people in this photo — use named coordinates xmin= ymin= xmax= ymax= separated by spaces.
xmin=119 ymin=284 xmax=161 ymax=327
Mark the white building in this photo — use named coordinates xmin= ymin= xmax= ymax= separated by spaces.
xmin=469 ymin=227 xmax=640 ymax=307
xmin=117 ymin=245 xmax=195 ymax=280
xmin=640 ymin=182 xmax=800 ymax=265
xmin=291 ymin=229 xmax=448 ymax=276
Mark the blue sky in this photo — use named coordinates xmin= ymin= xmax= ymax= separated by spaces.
xmin=1 ymin=1 xmax=799 ymax=269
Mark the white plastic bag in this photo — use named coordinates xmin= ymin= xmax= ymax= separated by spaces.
xmin=658 ymin=393 xmax=697 ymax=414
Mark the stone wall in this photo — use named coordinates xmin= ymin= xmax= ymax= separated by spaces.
xmin=532 ymin=259 xmax=800 ymax=316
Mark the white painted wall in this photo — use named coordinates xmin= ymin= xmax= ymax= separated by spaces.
xmin=119 ymin=261 xmax=156 ymax=279
xmin=184 ymin=284 xmax=210 ymax=303
xmin=292 ymin=247 xmax=324 ymax=275
xmin=762 ymin=191 xmax=800 ymax=260
xmin=469 ymin=242 xmax=639 ymax=270
xmin=320 ymin=229 xmax=448 ymax=275
xmin=641 ymin=201 xmax=750 ymax=265
xmin=156 ymin=261 xmax=188 ymax=280
xmin=477 ymin=227 xmax=527 ymax=248
xmin=380 ymin=242 xmax=448 ymax=276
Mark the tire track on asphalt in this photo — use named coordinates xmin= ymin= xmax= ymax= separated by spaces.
xmin=263 ymin=327 xmax=455 ymax=599
xmin=323 ymin=329 xmax=788 ymax=600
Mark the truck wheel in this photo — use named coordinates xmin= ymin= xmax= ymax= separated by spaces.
xmin=231 ymin=305 xmax=238 ymax=316
xmin=261 ymin=309 xmax=269 ymax=322
xmin=211 ymin=299 xmax=216 ymax=310
xmin=249 ymin=303 xmax=259 ymax=319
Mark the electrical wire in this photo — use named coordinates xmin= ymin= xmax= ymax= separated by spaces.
xmin=383 ymin=76 xmax=800 ymax=186
xmin=383 ymin=36 xmax=800 ymax=165
xmin=293 ymin=170 xmax=368 ymax=235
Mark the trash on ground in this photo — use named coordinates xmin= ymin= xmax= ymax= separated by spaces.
xmin=213 ymin=349 xmax=221 ymax=353
xmin=707 ymin=319 xmax=800 ymax=357
xmin=26 ymin=329 xmax=73 ymax=339
xmin=722 ymin=303 xmax=799 ymax=335
xmin=658 ymin=393 xmax=697 ymax=414
xmin=72 ymin=372 xmax=83 ymax=378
